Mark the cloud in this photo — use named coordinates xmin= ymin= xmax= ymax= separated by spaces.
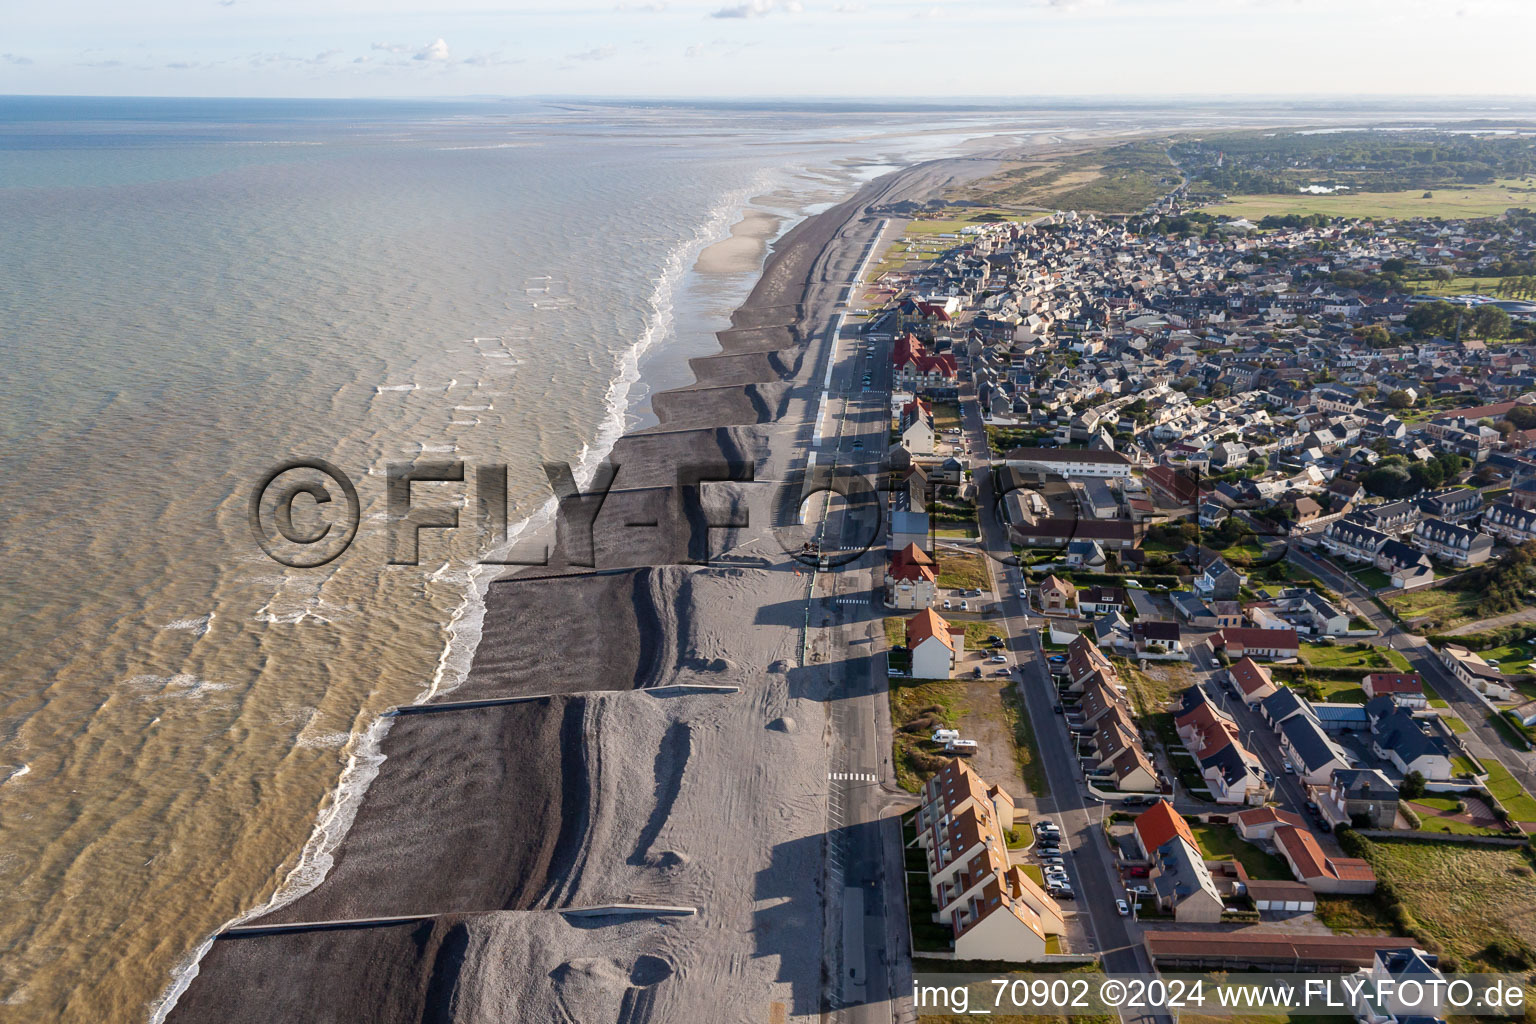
xmin=711 ymin=0 xmax=802 ymax=17
xmin=372 ymin=41 xmax=410 ymax=54
xmin=2 ymin=53 xmax=33 ymax=65
xmin=568 ymin=45 xmax=618 ymax=61
xmin=414 ymin=38 xmax=450 ymax=61
xmin=216 ymin=0 xmax=236 ymax=6
xmin=614 ymin=1 xmax=668 ymax=9
xmin=79 ymin=59 xmax=123 ymax=68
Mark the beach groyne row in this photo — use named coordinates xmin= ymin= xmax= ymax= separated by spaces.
xmin=161 ymin=161 xmax=936 ymax=1023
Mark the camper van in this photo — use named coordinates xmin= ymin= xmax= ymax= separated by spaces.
xmin=931 ymin=728 xmax=961 ymax=744
xmin=944 ymin=739 xmax=979 ymax=756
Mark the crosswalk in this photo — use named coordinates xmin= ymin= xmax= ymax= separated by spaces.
xmin=831 ymin=596 xmax=867 ymax=606
xmin=827 ymin=771 xmax=879 ymax=783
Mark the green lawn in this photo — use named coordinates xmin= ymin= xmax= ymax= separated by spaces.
xmin=1352 ymin=567 xmax=1393 ymax=590
xmin=1189 ymin=822 xmax=1294 ymax=881
xmin=1482 ymin=759 xmax=1536 ymax=822
xmin=1441 ymin=714 xmax=1470 ymax=734
xmin=885 ymin=616 xmax=907 ymax=649
xmin=934 ymin=525 xmax=979 ymax=540
xmin=1422 ymin=677 xmax=1449 ymax=709
xmin=936 ymin=549 xmax=991 ymax=591
xmin=1206 ymin=179 xmax=1536 ymax=221
xmin=1299 ymin=641 xmax=1409 ymax=672
xmin=1311 ymin=679 xmax=1367 ymax=704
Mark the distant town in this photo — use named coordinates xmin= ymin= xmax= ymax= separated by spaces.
xmin=863 ymin=177 xmax=1536 ymax=990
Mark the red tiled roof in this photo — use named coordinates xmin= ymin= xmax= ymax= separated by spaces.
xmin=907 ymin=607 xmax=962 ymax=651
xmin=1365 ymin=672 xmax=1423 ymax=694
xmin=1221 ymin=627 xmax=1299 ymax=651
xmin=1134 ymin=800 xmax=1195 ymax=853
xmin=1230 ymin=656 xmax=1275 ymax=696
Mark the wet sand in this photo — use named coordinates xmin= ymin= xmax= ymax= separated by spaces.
xmin=694 ymin=207 xmax=784 ymax=276
xmin=165 ymin=156 xmax=978 ymax=1023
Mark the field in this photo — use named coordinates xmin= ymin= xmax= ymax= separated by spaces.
xmin=935 ymin=548 xmax=991 ymax=591
xmin=890 ymin=677 xmax=975 ymax=792
xmin=1204 ymin=179 xmax=1536 ymax=222
xmin=1352 ymin=837 xmax=1536 ymax=970
xmin=954 ymin=141 xmax=1181 ymax=216
xmin=1383 ymin=585 xmax=1480 ymax=631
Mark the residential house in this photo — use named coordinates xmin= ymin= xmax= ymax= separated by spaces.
xmin=1150 ymin=836 xmax=1226 ymax=922
xmin=1229 ymin=656 xmax=1279 ymax=705
xmin=1134 ymin=620 xmax=1186 ymax=656
xmin=1438 ymin=644 xmax=1515 ymax=700
xmin=898 ymin=397 xmax=936 ymax=455
xmin=884 ymin=543 xmax=937 ymax=610
xmin=1361 ymin=672 xmax=1426 ymax=710
xmin=1412 ymin=518 xmax=1494 ymax=567
xmin=1195 ymin=557 xmax=1244 ymax=601
xmin=1321 ymin=518 xmax=1389 ymax=563
xmin=907 ymin=608 xmax=967 ymax=679
xmin=1369 ymin=704 xmax=1455 ymax=782
xmin=1077 ymin=586 xmax=1128 ymax=616
xmin=1233 ymin=805 xmax=1307 ymax=842
xmin=1318 ymin=768 xmax=1399 ymax=830
xmin=1483 ymin=501 xmax=1536 ymax=546
xmin=1003 ymin=447 xmax=1134 ymax=480
xmin=1219 ymin=627 xmax=1300 ymax=661
xmin=1038 ymin=574 xmax=1078 ymax=616
xmin=1132 ymin=800 xmax=1196 ymax=859
xmin=1274 ymin=825 xmax=1377 ymax=894
xmin=1279 ymin=711 xmax=1352 ymax=785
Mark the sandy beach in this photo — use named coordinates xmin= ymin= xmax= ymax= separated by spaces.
xmin=695 ymin=207 xmax=785 ymax=276
xmin=163 ymin=153 xmax=980 ymax=1023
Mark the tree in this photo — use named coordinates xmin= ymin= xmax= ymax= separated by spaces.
xmin=1357 ymin=324 xmax=1391 ymax=348
xmin=1387 ymin=390 xmax=1414 ymax=410
xmin=1400 ymin=770 xmax=1426 ymax=801
xmin=1381 ymin=258 xmax=1407 ymax=274
xmin=1473 ymin=305 xmax=1511 ymax=340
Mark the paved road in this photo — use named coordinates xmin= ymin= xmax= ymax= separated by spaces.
xmin=958 ymin=376 xmax=1167 ymax=1002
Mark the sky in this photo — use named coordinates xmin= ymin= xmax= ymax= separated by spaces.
xmin=4 ymin=0 xmax=1536 ymax=100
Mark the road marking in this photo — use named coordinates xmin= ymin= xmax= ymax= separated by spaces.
xmin=827 ymin=771 xmax=879 ymax=783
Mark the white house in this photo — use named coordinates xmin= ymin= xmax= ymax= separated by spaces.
xmin=907 ymin=607 xmax=966 ymax=679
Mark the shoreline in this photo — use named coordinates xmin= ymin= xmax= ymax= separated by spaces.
xmin=159 ymin=154 xmax=965 ymax=1022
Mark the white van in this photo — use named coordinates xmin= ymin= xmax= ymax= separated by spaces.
xmin=931 ymin=728 xmax=961 ymax=744
xmin=945 ymin=739 xmax=979 ymax=756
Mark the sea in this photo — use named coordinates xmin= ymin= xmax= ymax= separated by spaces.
xmin=0 ymin=95 xmax=1089 ymax=1022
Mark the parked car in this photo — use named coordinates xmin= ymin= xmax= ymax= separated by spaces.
xmin=987 ymin=634 xmax=1002 ymax=643
xmin=931 ymin=728 xmax=960 ymax=744
xmin=1053 ymin=704 xmax=1064 ymax=714
xmin=1127 ymin=884 xmax=1152 ymax=896
xmin=1125 ymin=865 xmax=1150 ymax=878
xmin=1049 ymin=886 xmax=1075 ymax=900
xmin=944 ymin=739 xmax=979 ymax=756
xmin=989 ymin=654 xmax=1007 ymax=663
xmin=1284 ymin=760 xmax=1296 ymax=774
xmin=1115 ymin=899 xmax=1130 ymax=917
